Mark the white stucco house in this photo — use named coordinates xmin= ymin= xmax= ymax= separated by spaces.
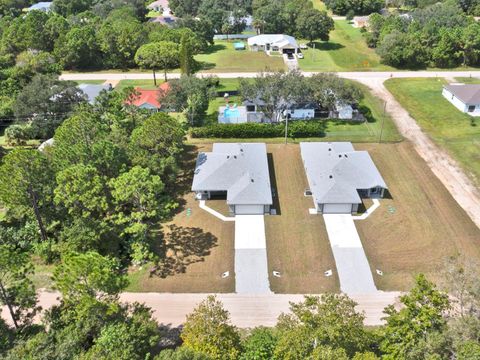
xmin=301 ymin=142 xmax=388 ymax=214
xmin=247 ymin=34 xmax=299 ymax=54
xmin=147 ymin=0 xmax=171 ymax=16
xmin=442 ymin=84 xmax=480 ymax=116
xmin=192 ymin=143 xmax=272 ymax=215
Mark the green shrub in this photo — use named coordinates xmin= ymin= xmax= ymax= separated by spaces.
xmin=190 ymin=120 xmax=328 ymax=139
xmin=5 ymin=124 xmax=32 ymax=146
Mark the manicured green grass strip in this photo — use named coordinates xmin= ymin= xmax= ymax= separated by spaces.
xmin=195 ymin=40 xmax=286 ymax=73
xmin=385 ymin=78 xmax=480 ymax=186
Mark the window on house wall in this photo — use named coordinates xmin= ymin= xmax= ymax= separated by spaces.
xmin=468 ymin=105 xmax=475 ymax=112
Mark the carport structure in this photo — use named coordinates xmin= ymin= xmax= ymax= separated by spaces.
xmin=300 ymin=142 xmax=387 ymax=214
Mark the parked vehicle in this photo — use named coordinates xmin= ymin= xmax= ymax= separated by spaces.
xmin=297 ymin=52 xmax=304 ymax=59
xmin=287 ymin=53 xmax=294 ymax=60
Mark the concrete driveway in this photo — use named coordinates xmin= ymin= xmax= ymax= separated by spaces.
xmin=235 ymin=215 xmax=272 ymax=294
xmin=323 ymin=214 xmax=377 ymax=294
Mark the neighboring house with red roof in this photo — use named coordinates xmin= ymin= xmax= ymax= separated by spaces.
xmin=125 ymin=83 xmax=169 ymax=111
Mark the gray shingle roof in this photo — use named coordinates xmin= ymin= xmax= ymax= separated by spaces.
xmin=191 ymin=143 xmax=272 ymax=205
xmin=77 ymin=84 xmax=111 ymax=104
xmin=300 ymin=142 xmax=387 ymax=204
xmin=444 ymin=84 xmax=480 ymax=104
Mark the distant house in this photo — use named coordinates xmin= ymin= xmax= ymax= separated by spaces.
xmin=301 ymin=142 xmax=388 ymax=214
xmin=77 ymin=83 xmax=112 ymax=104
xmin=125 ymin=83 xmax=170 ymax=111
xmin=148 ymin=15 xmax=177 ymax=26
xmin=147 ymin=0 xmax=171 ymax=15
xmin=442 ymin=84 xmax=480 ymax=116
xmin=352 ymin=16 xmax=369 ymax=28
xmin=26 ymin=1 xmax=52 ymax=12
xmin=38 ymin=138 xmax=54 ymax=152
xmin=247 ymin=34 xmax=299 ymax=54
xmin=191 ymin=143 xmax=272 ymax=215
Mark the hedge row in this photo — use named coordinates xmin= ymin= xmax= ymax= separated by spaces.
xmin=190 ymin=120 xmax=327 ymax=139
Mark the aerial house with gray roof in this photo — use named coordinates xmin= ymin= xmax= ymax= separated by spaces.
xmin=192 ymin=143 xmax=272 ymax=215
xmin=442 ymin=84 xmax=480 ymax=116
xmin=300 ymin=142 xmax=387 ymax=214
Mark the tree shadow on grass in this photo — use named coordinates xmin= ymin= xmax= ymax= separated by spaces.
xmin=197 ymin=61 xmax=216 ymax=70
xmin=312 ymin=41 xmax=345 ymax=51
xmin=150 ymin=225 xmax=218 ymax=278
xmin=204 ymin=44 xmax=227 ymax=54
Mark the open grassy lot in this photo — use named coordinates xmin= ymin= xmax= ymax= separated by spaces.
xmin=384 ymin=78 xmax=480 ymax=187
xmin=73 ymin=80 xmax=106 ymax=85
xmin=195 ymin=41 xmax=286 ymax=73
xmin=265 ymin=144 xmax=339 ymax=293
xmin=299 ymin=20 xmax=393 ymax=72
xmin=126 ymin=144 xmax=235 ymax=293
xmin=355 ymin=142 xmax=480 ymax=291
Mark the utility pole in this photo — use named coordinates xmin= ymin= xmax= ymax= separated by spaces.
xmin=379 ymin=100 xmax=386 ymax=143
xmin=284 ymin=111 xmax=289 ymax=145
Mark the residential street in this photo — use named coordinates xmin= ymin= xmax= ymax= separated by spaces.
xmin=2 ymin=290 xmax=401 ymax=328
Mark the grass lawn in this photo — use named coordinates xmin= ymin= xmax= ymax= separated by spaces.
xmin=265 ymin=144 xmax=339 ymax=293
xmin=299 ymin=20 xmax=393 ymax=72
xmin=115 ymin=79 xmax=162 ymax=91
xmin=355 ymin=142 xmax=480 ymax=291
xmin=384 ymin=78 xmax=480 ymax=187
xmin=455 ymin=77 xmax=480 ymax=84
xmin=311 ymin=0 xmax=328 ymax=11
xmin=195 ymin=40 xmax=286 ymax=73
xmin=125 ymin=144 xmax=235 ymax=293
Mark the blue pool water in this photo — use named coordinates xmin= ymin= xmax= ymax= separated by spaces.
xmin=224 ymin=108 xmax=240 ymax=118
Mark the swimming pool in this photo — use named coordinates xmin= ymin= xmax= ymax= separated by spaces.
xmin=224 ymin=107 xmax=241 ymax=118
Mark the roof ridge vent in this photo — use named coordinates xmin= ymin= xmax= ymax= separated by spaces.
xmin=329 ymin=175 xmax=333 ymax=179
xmin=338 ymin=154 xmax=342 ymax=158
xmin=251 ymin=178 xmax=254 ymax=183
xmin=234 ymin=155 xmax=237 ymax=159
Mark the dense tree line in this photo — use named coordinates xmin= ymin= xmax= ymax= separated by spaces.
xmin=0 ymin=7 xmax=210 ymax=71
xmin=324 ymin=0 xmax=384 ymax=16
xmin=2 ymin=258 xmax=480 ymax=359
xmin=365 ymin=2 xmax=480 ymax=68
xmin=251 ymin=0 xmax=334 ymax=40
xmin=0 ymin=89 xmax=185 ymax=266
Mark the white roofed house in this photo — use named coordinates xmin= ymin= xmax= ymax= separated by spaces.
xmin=191 ymin=143 xmax=272 ymax=215
xmin=147 ymin=0 xmax=172 ymax=16
xmin=442 ymin=84 xmax=480 ymax=116
xmin=247 ymin=34 xmax=299 ymax=54
xmin=301 ymin=142 xmax=388 ymax=214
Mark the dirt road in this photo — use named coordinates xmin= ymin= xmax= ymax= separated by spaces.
xmin=2 ymin=291 xmax=401 ymax=328
xmin=357 ymin=78 xmax=480 ymax=229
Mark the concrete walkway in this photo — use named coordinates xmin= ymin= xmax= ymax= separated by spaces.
xmin=234 ymin=215 xmax=272 ymax=294
xmin=3 ymin=290 xmax=401 ymax=328
xmin=199 ymin=200 xmax=235 ymax=222
xmin=352 ymin=199 xmax=380 ymax=220
xmin=323 ymin=214 xmax=377 ymax=294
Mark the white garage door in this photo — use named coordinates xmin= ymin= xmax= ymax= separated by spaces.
xmin=323 ymin=203 xmax=352 ymax=214
xmin=235 ymin=205 xmax=265 ymax=215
